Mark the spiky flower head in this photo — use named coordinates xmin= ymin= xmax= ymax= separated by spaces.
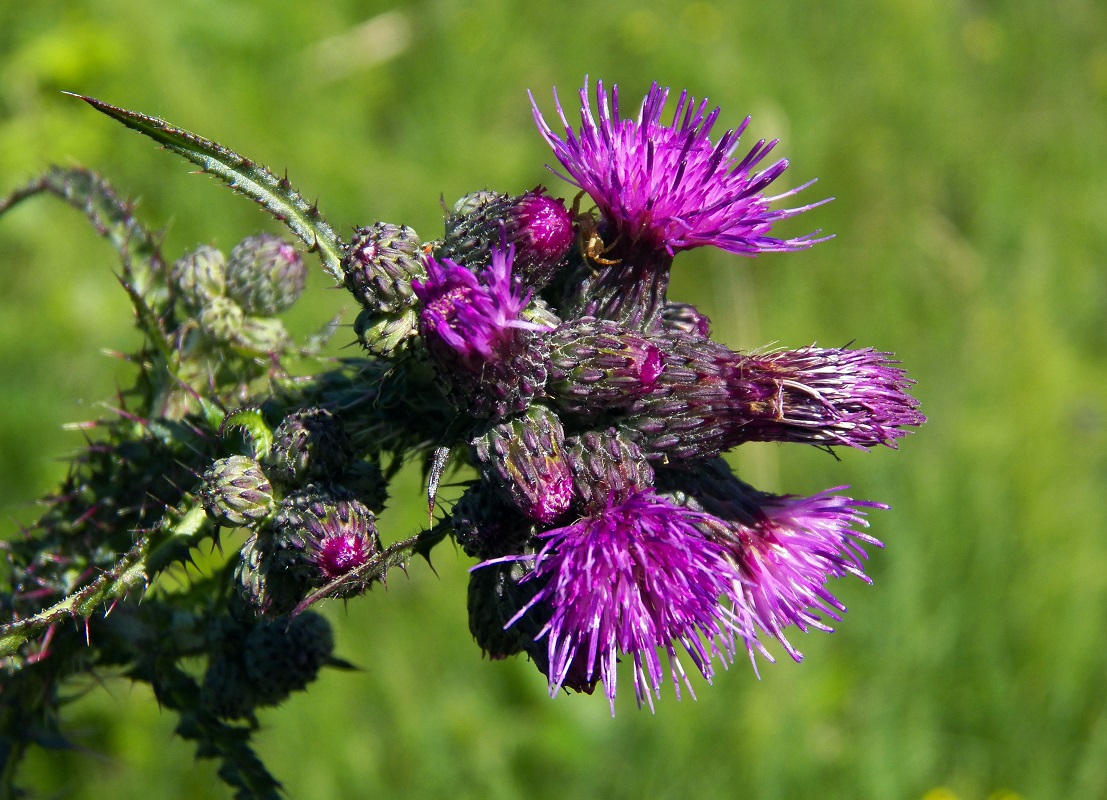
xmin=435 ymin=189 xmax=573 ymax=288
xmin=547 ymin=317 xmax=666 ymax=414
xmin=271 ymin=486 xmax=381 ymax=589
xmin=201 ymin=455 xmax=274 ymax=528
xmin=265 ymin=407 xmax=354 ymax=488
xmin=226 ymin=233 xmax=306 ymax=315
xmin=661 ymin=462 xmax=884 ymax=662
xmin=412 ymin=244 xmax=553 ymax=417
xmin=532 ymin=79 xmax=827 ymax=258
xmin=343 ymin=222 xmax=425 ymax=314
xmin=470 ymin=403 xmax=575 ymax=523
xmin=503 ymin=490 xmax=752 ymax=711
xmin=626 ymin=333 xmax=925 ymax=461
xmin=171 ymin=244 xmax=226 ymax=312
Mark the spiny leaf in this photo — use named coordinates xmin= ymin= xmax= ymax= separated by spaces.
xmin=68 ymin=93 xmax=345 ymax=282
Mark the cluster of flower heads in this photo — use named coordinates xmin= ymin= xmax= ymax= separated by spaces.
xmin=336 ymin=79 xmax=924 ymax=711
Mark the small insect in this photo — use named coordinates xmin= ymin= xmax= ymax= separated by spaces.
xmin=571 ymin=190 xmax=621 ymax=268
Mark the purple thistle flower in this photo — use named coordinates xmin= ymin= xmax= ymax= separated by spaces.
xmin=412 ymin=244 xmax=538 ymax=368
xmin=412 ymin=244 xmax=554 ymax=416
xmin=504 ymin=490 xmax=753 ymax=711
xmin=726 ymin=345 xmax=927 ymax=449
xmin=725 ymin=489 xmax=884 ymax=663
xmin=627 ymin=334 xmax=924 ymax=460
xmin=531 ymin=78 xmax=828 ymax=258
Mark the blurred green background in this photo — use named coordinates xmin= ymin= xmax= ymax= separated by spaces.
xmin=2 ymin=0 xmax=1106 ymax=798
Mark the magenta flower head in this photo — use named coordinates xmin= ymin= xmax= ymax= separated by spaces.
xmin=503 ymin=490 xmax=753 ymax=711
xmin=412 ymin=243 xmax=554 ymax=416
xmin=660 ymin=462 xmax=884 ymax=663
xmin=532 ymin=78 xmax=829 ymax=258
xmin=730 ymin=489 xmax=884 ymax=661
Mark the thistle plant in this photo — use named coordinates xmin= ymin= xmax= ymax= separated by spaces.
xmin=0 ymin=79 xmax=923 ymax=796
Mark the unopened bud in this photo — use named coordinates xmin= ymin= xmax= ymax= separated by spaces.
xmin=201 ymin=455 xmax=274 ymax=527
xmin=266 ymin=408 xmax=353 ymax=487
xmin=199 ymin=296 xmax=245 ymax=343
xmin=233 ymin=316 xmax=291 ymax=356
xmin=547 ymin=317 xmax=665 ymax=414
xmin=226 ymin=233 xmax=306 ymax=315
xmin=342 ymin=223 xmax=425 ymax=313
xmin=470 ymin=404 xmax=574 ymax=522
xmin=565 ymin=428 xmax=654 ymax=512
xmin=244 ymin=612 xmax=335 ymax=706
xmin=353 ymin=306 xmax=419 ymax=356
xmin=171 ymin=244 xmax=226 ymax=312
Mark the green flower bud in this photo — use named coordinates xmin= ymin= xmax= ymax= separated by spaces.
xmin=226 ymin=233 xmax=306 ymax=315
xmin=199 ymin=296 xmax=245 ymax=343
xmin=342 ymin=223 xmax=425 ymax=313
xmin=266 ymin=408 xmax=353 ymax=487
xmin=171 ymin=244 xmax=226 ymax=312
xmin=353 ymin=306 xmax=419 ymax=356
xmin=201 ymin=455 xmax=274 ymax=527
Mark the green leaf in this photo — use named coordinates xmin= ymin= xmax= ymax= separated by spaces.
xmin=68 ymin=93 xmax=345 ymax=282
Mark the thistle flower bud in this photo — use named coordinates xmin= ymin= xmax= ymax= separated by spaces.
xmin=353 ymin=306 xmax=419 ymax=356
xmin=266 ymin=408 xmax=353 ymax=487
xmin=508 ymin=190 xmax=574 ymax=287
xmin=342 ymin=223 xmax=425 ymax=313
xmin=436 ymin=188 xmax=573 ymax=288
xmin=271 ymin=486 xmax=382 ymax=590
xmin=201 ymin=455 xmax=274 ymax=528
xmin=470 ymin=404 xmax=574 ymax=523
xmin=564 ymin=428 xmax=654 ymax=512
xmin=226 ymin=233 xmax=306 ymax=315
xmin=235 ymin=532 xmax=308 ymax=617
xmin=199 ymin=296 xmax=245 ymax=343
xmin=626 ymin=334 xmax=925 ymax=460
xmin=547 ymin=318 xmax=665 ymax=414
xmin=244 ymin=612 xmax=335 ymax=706
xmin=171 ymin=244 xmax=226 ymax=312
xmin=449 ymin=481 xmax=536 ymax=560
xmin=435 ymin=191 xmax=512 ymax=272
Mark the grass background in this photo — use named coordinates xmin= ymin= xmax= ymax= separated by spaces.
xmin=2 ymin=0 xmax=1106 ymax=797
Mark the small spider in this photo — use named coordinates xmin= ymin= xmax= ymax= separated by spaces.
xmin=571 ymin=190 xmax=621 ymax=268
